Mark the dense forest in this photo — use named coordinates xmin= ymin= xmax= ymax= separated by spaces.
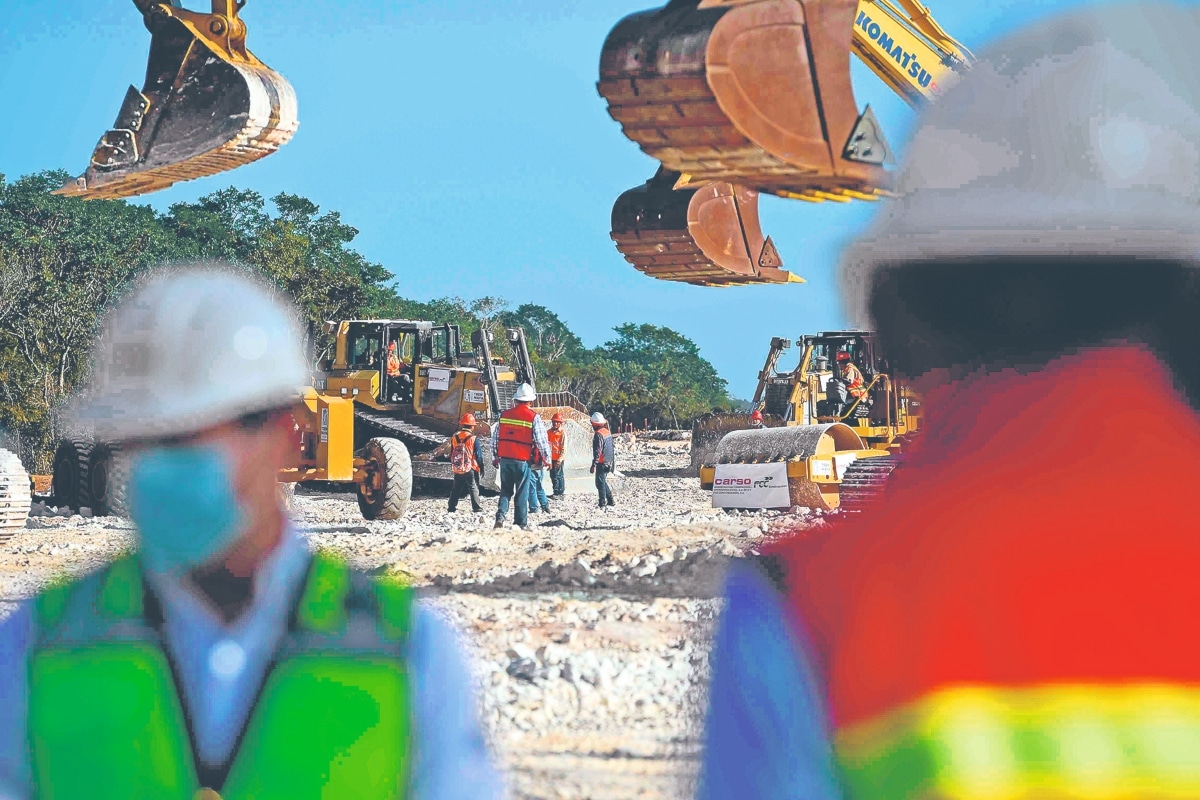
xmin=0 ymin=171 xmax=739 ymax=470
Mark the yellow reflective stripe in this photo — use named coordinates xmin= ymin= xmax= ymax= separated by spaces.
xmin=837 ymin=683 xmax=1200 ymax=799
xmin=500 ymin=419 xmax=533 ymax=428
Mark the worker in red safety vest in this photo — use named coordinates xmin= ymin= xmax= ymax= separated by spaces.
xmin=697 ymin=5 xmax=1200 ymax=798
xmin=590 ymin=412 xmax=615 ymax=509
xmin=490 ymin=383 xmax=551 ymax=531
xmin=547 ymin=413 xmax=567 ymax=497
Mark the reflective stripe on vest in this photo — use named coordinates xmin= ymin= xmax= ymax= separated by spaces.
xmin=29 ymin=552 xmax=414 ymax=800
xmin=496 ymin=404 xmax=536 ymax=461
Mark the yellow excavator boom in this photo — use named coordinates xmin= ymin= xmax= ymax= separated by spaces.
xmin=850 ymin=0 xmax=974 ymax=107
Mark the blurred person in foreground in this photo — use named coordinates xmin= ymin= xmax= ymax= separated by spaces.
xmin=697 ymin=4 xmax=1200 ymax=797
xmin=0 ymin=265 xmax=504 ymax=800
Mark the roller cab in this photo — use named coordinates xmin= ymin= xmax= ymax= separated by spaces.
xmin=55 ymin=0 xmax=298 ymax=200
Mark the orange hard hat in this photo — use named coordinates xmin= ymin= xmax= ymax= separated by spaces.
xmin=750 ymin=409 xmax=763 ymax=421
xmin=551 ymin=413 xmax=565 ymax=423
xmin=459 ymin=413 xmax=477 ymax=426
xmin=836 ymin=351 xmax=851 ymax=361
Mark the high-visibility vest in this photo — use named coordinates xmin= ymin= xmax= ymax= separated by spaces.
xmin=496 ymin=403 xmax=537 ymax=461
xmin=450 ymin=430 xmax=478 ymax=474
xmin=842 ymin=363 xmax=866 ymax=398
xmin=548 ymin=427 xmax=565 ymax=462
xmin=28 ymin=551 xmax=414 ymax=800
xmin=768 ymin=347 xmax=1200 ymax=798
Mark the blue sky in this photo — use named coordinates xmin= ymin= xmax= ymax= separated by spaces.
xmin=1 ymin=0 xmax=1099 ymax=392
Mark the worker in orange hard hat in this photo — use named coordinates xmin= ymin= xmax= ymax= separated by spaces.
xmin=386 ymin=339 xmax=402 ymax=378
xmin=748 ymin=409 xmax=764 ymax=429
xmin=547 ymin=413 xmax=567 ymax=498
xmin=829 ymin=350 xmax=866 ymax=421
xmin=447 ymin=412 xmax=485 ymax=513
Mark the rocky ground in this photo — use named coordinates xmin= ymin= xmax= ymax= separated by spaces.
xmin=0 ymin=434 xmax=826 ymax=799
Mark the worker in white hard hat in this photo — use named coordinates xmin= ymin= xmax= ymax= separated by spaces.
xmin=697 ymin=5 xmax=1200 ymax=799
xmin=589 ymin=412 xmax=615 ymax=509
xmin=490 ymin=382 xmax=551 ymax=531
xmin=0 ymin=265 xmax=504 ymax=800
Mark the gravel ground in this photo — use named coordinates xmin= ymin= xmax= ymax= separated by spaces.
xmin=0 ymin=435 xmax=823 ymax=799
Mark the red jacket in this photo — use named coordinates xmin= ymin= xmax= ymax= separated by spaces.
xmin=768 ymin=345 xmax=1200 ymax=795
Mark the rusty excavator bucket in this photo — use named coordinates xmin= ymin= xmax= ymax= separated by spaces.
xmin=611 ymin=167 xmax=800 ymax=286
xmin=54 ymin=0 xmax=298 ymax=200
xmin=598 ymin=0 xmax=893 ymax=201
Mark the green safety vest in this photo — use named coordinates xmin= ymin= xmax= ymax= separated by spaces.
xmin=27 ymin=551 xmax=414 ymax=800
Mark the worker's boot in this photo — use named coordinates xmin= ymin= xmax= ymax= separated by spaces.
xmin=493 ymin=517 xmax=506 ymax=530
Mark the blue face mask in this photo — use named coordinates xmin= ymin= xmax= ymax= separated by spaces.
xmin=127 ymin=443 xmax=247 ymax=575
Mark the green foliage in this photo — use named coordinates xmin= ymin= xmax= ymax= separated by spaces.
xmin=0 ymin=171 xmax=732 ymax=470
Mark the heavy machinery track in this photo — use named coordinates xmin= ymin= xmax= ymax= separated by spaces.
xmin=354 ymin=409 xmax=447 ymax=450
xmin=837 ymin=454 xmax=903 ymax=512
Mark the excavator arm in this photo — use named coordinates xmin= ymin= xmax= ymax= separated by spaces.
xmin=55 ymin=0 xmax=297 ymax=200
xmin=598 ymin=0 xmax=973 ymax=286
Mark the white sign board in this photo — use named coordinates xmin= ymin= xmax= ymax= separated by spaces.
xmin=427 ymin=369 xmax=451 ymax=391
xmin=464 ymin=389 xmax=486 ymax=404
xmin=712 ymin=462 xmax=791 ymax=509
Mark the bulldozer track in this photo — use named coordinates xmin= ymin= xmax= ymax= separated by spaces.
xmin=354 ymin=409 xmax=447 ymax=451
xmin=838 ymin=454 xmax=903 ymax=512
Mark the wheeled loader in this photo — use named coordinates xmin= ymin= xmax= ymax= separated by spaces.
xmin=597 ymin=0 xmax=974 ymax=285
xmin=695 ymin=331 xmax=920 ymax=511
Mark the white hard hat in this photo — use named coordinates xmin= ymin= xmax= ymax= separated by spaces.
xmin=513 ymin=383 xmax=537 ymax=402
xmin=71 ymin=264 xmax=308 ymax=442
xmin=590 ymin=412 xmax=607 ymax=426
xmin=840 ymin=2 xmax=1200 ymax=327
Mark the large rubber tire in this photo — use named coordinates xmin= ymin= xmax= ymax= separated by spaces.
xmin=357 ymin=437 xmax=412 ymax=521
xmin=87 ymin=441 xmax=128 ymax=517
xmin=51 ymin=437 xmax=94 ymax=512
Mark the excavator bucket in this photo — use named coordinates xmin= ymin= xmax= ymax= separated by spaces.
xmin=610 ymin=167 xmax=800 ymax=286
xmin=598 ymin=0 xmax=892 ymax=200
xmin=54 ymin=1 xmax=297 ymax=200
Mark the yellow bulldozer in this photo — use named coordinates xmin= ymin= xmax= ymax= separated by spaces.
xmin=694 ymin=330 xmax=920 ymax=511
xmin=50 ymin=321 xmax=593 ymax=520
xmin=597 ymin=0 xmax=974 ymax=286
xmin=277 ymin=320 xmax=592 ymax=520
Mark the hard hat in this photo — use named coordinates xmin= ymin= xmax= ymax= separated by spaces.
xmin=71 ymin=264 xmax=307 ymax=442
xmin=551 ymin=413 xmax=565 ymax=423
xmin=459 ymin=413 xmax=477 ymax=427
xmin=749 ymin=409 xmax=763 ymax=421
xmin=839 ymin=2 xmax=1200 ymax=327
xmin=836 ymin=352 xmax=851 ymax=361
xmin=590 ymin=412 xmax=607 ymax=426
xmin=513 ymin=383 xmax=537 ymax=403
xmin=388 ymin=340 xmax=397 ymax=350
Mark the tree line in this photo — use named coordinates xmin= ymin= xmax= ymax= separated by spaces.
xmin=0 ymin=170 xmax=738 ymax=471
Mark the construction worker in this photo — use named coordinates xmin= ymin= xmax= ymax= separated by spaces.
xmin=490 ymin=383 xmax=551 ymax=531
xmin=0 ymin=266 xmax=503 ymax=800
xmin=547 ymin=413 xmax=567 ymax=497
xmin=832 ymin=351 xmax=866 ymax=420
xmin=748 ymin=409 xmax=765 ymax=429
xmin=697 ymin=5 xmax=1200 ymax=797
xmin=589 ymin=412 xmax=615 ymax=509
xmin=386 ymin=339 xmax=402 ymax=377
xmin=447 ymin=412 xmax=485 ymax=513
xmin=525 ymin=444 xmax=552 ymax=515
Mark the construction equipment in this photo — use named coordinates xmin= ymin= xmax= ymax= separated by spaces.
xmin=597 ymin=0 xmax=974 ymax=285
xmin=50 ymin=438 xmax=127 ymax=517
xmin=54 ymin=0 xmax=297 ymax=200
xmin=695 ymin=330 xmax=921 ymax=511
xmin=278 ymin=321 xmax=593 ymax=521
xmin=0 ymin=449 xmax=32 ymax=542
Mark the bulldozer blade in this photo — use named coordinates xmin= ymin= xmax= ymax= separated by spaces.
xmin=610 ymin=168 xmax=800 ymax=286
xmin=714 ymin=422 xmax=863 ymax=509
xmin=690 ymin=410 xmax=784 ymax=474
xmin=55 ymin=3 xmax=297 ymax=200
xmin=598 ymin=0 xmax=890 ymax=198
